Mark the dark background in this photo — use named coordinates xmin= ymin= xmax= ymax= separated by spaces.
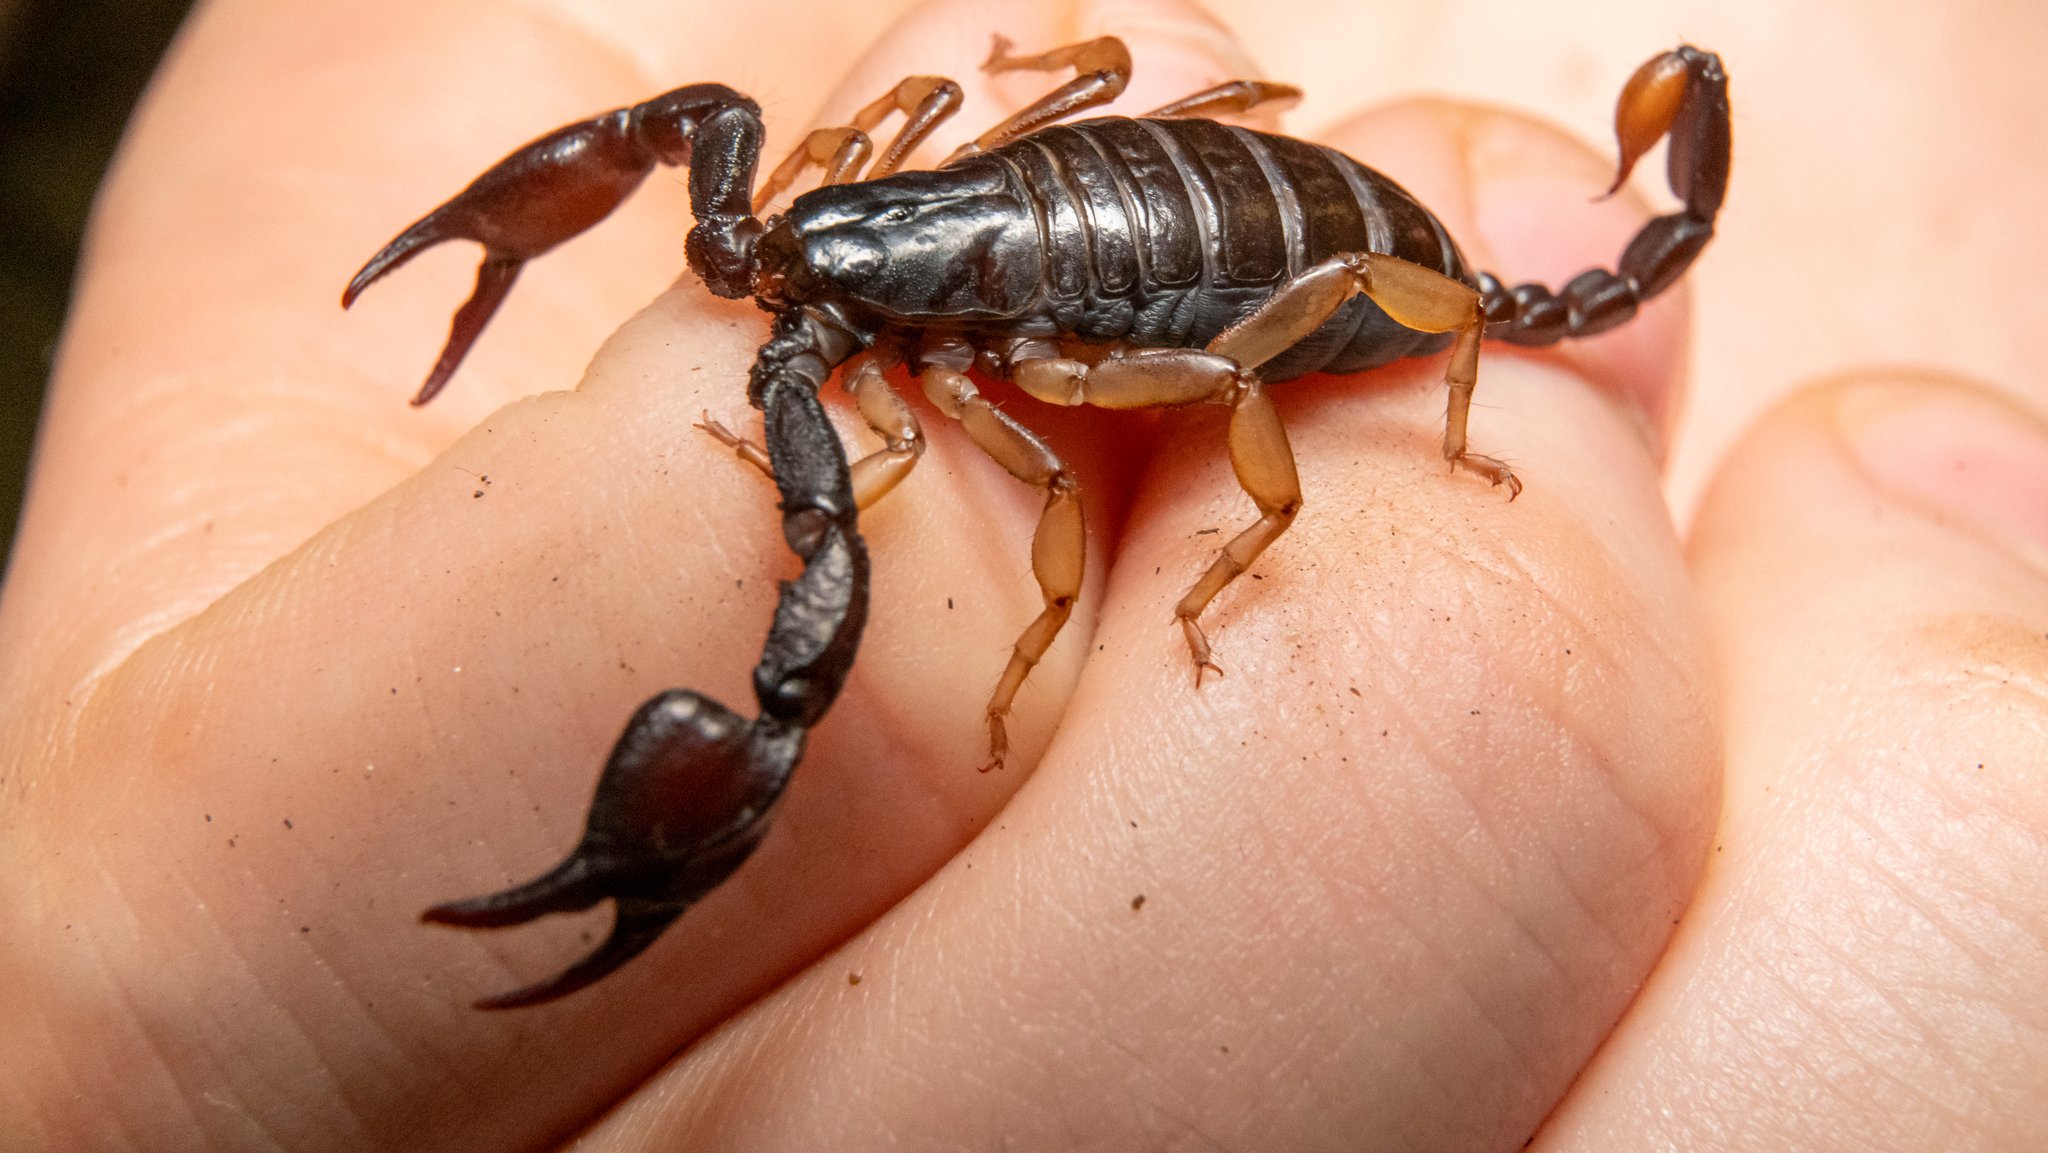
xmin=0 ymin=0 xmax=197 ymax=576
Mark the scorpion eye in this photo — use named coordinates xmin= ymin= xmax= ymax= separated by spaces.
xmin=874 ymin=204 xmax=915 ymax=226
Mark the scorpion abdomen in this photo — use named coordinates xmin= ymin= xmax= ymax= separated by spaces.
xmin=980 ymin=117 xmax=1468 ymax=380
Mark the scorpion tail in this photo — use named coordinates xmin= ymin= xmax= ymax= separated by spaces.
xmin=425 ymin=312 xmax=867 ymax=1008
xmin=1477 ymin=44 xmax=1730 ymax=347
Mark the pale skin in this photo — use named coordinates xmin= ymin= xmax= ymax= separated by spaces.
xmin=1 ymin=3 xmax=2044 ymax=1153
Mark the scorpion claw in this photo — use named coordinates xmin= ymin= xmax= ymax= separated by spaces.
xmin=464 ymin=905 xmax=687 ymax=1010
xmin=425 ymin=689 xmax=805 ymax=1008
xmin=414 ymin=255 xmax=525 ymax=406
xmin=421 ymin=853 xmax=609 ymax=930
xmin=343 ymin=206 xmax=532 ymax=407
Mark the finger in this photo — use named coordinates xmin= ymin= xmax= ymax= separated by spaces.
xmin=567 ymin=88 xmax=1719 ymax=1151
xmin=1533 ymin=374 xmax=2048 ymax=1151
xmin=0 ymin=1 xmax=1260 ymax=1151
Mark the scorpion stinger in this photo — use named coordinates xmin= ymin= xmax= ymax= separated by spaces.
xmin=1474 ymin=45 xmax=1730 ymax=348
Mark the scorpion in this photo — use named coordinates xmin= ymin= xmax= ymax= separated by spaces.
xmin=343 ymin=35 xmax=1729 ymax=1008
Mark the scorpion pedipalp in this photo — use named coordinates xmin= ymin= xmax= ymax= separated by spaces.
xmin=345 ymin=84 xmax=767 ymax=404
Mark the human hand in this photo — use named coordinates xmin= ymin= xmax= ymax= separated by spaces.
xmin=2 ymin=0 xmax=2039 ymax=1150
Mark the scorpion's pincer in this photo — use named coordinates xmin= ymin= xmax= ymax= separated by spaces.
xmin=422 ymin=690 xmax=801 ymax=1009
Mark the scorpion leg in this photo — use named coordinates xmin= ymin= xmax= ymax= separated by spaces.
xmin=345 ymin=84 xmax=767 ymax=404
xmin=426 ymin=311 xmax=868 ymax=1007
xmin=1172 ymin=375 xmax=1302 ymax=683
xmin=752 ymin=76 xmax=964 ymax=211
xmin=1142 ymin=80 xmax=1302 ymax=121
xmin=1209 ymin=252 xmax=1515 ymax=496
xmin=842 ymin=360 xmax=927 ymax=507
xmin=1481 ymin=44 xmax=1730 ymax=347
xmin=944 ymin=35 xmax=1131 ymax=161
xmin=752 ymin=128 xmax=875 ymax=215
xmin=699 ymin=357 xmax=926 ymax=509
xmin=920 ymin=361 xmax=1083 ymax=771
xmin=1010 ymin=348 xmax=1297 ymax=683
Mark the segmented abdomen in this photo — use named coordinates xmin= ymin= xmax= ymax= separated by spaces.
xmin=984 ymin=117 xmax=1470 ymax=381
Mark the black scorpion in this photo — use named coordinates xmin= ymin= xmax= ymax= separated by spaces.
xmin=344 ymin=35 xmax=1730 ymax=1007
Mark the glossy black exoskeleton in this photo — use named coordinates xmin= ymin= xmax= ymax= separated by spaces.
xmin=345 ymin=37 xmax=1729 ymax=1007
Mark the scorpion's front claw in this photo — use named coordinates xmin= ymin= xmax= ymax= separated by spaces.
xmin=425 ymin=884 xmax=688 ymax=1010
xmin=424 ymin=689 xmax=805 ymax=1009
xmin=343 ymin=82 xmax=769 ymax=405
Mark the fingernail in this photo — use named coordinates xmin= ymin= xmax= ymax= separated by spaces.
xmin=1839 ymin=378 xmax=2048 ymax=562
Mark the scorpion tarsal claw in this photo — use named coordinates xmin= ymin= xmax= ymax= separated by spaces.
xmin=424 ymin=689 xmax=805 ymax=1008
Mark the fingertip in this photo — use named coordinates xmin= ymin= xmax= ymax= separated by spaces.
xmin=1693 ymin=371 xmax=2048 ymax=633
xmin=1835 ymin=376 xmax=2048 ymax=564
xmin=1542 ymin=381 xmax=2048 ymax=1153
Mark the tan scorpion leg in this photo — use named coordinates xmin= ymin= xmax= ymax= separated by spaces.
xmin=944 ymin=35 xmax=1131 ymax=162
xmin=1012 ymin=250 xmax=1505 ymax=682
xmin=920 ymin=365 xmax=1084 ymax=771
xmin=698 ymin=358 xmax=925 ymax=511
xmin=1011 ymin=347 xmax=1298 ymax=684
xmin=1142 ymin=80 xmax=1302 ymax=121
xmin=1209 ymin=251 xmax=1519 ymax=497
xmin=753 ymin=75 xmax=964 ymax=212
xmin=1170 ymin=377 xmax=1300 ymax=683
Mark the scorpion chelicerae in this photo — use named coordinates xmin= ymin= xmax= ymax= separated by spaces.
xmin=344 ymin=35 xmax=1730 ymax=1007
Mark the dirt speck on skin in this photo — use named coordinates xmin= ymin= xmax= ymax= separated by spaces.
xmin=848 ymin=973 xmax=861 ymax=986
xmin=1130 ymin=894 xmax=1146 ymax=911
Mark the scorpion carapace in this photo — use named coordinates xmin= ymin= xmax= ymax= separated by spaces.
xmin=347 ymin=37 xmax=1729 ymax=1007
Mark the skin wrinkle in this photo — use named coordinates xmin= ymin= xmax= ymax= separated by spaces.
xmin=1425 ymin=904 xmax=1559 ymax=1089
xmin=1849 ymin=780 xmax=2048 ymax=1037
xmin=85 ymin=869 xmax=230 ymax=1151
xmin=1287 ymin=842 xmax=1463 ymax=1121
xmin=1805 ymin=926 xmax=1981 ymax=1119
xmin=119 ymin=841 xmax=336 ymax=1153
xmin=1803 ymin=953 xmax=1986 ymax=1145
xmin=25 ymin=880 xmax=155 ymax=1153
xmin=1688 ymin=980 xmax=1830 ymax=1140
xmin=1711 ymin=871 xmax=1966 ymax=1145
xmin=1838 ymin=797 xmax=1994 ymax=974
xmin=1341 ymin=507 xmax=1693 ymax=940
